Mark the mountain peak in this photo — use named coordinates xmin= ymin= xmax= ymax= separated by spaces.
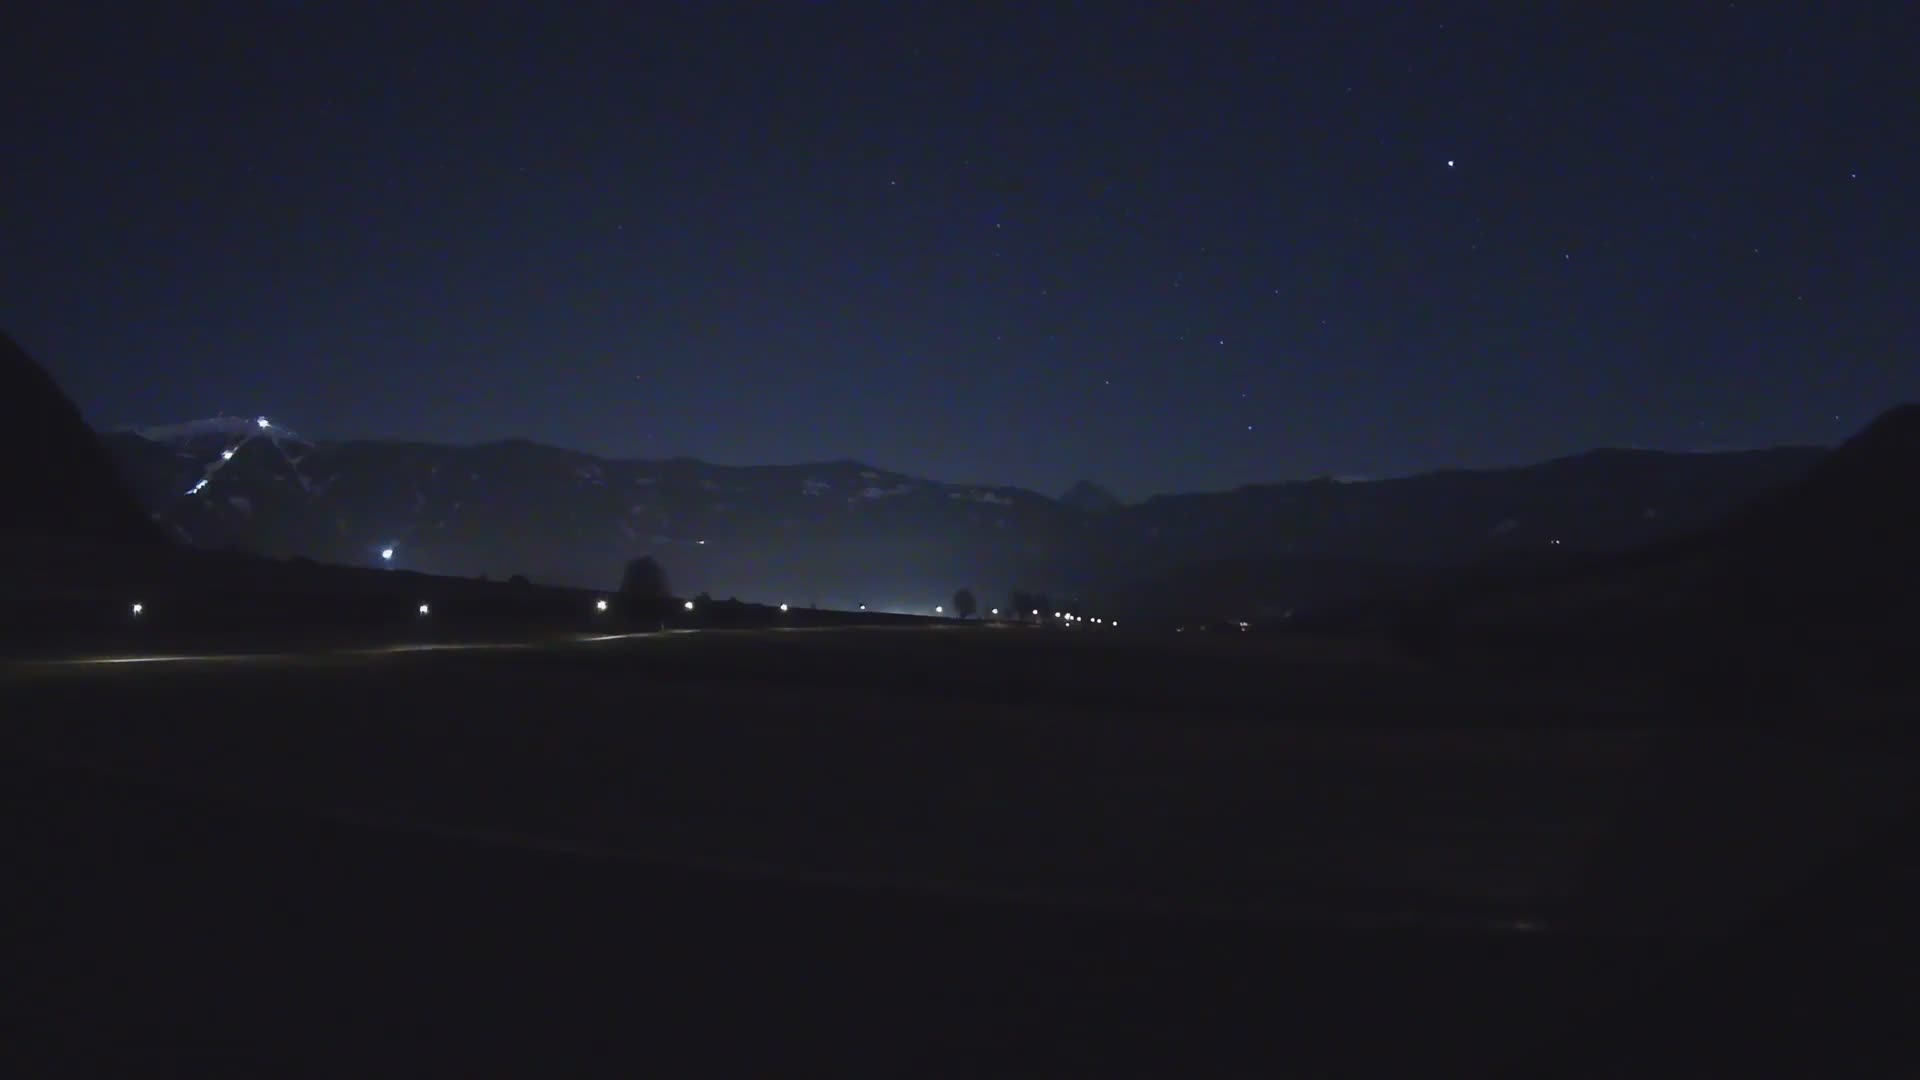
xmin=1059 ymin=480 xmax=1122 ymax=512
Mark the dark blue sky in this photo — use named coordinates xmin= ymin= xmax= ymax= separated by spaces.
xmin=5 ymin=2 xmax=1914 ymax=497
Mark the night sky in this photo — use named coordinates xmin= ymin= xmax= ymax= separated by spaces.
xmin=5 ymin=3 xmax=1914 ymax=498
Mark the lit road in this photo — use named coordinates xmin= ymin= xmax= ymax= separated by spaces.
xmin=9 ymin=629 xmax=692 ymax=673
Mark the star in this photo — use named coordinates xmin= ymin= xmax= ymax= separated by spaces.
xmin=1446 ymin=159 xmax=1455 ymax=167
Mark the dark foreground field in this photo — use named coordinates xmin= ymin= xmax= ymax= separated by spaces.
xmin=4 ymin=626 xmax=1917 ymax=1075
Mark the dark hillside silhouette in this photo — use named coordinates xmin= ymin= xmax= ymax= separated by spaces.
xmin=1423 ymin=404 xmax=1920 ymax=696
xmin=0 ymin=331 xmax=165 ymax=546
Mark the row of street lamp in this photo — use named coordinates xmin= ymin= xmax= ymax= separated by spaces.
xmin=123 ymin=595 xmax=1111 ymax=627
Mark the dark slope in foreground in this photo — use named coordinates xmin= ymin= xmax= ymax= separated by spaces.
xmin=0 ymin=331 xmax=165 ymax=546
xmin=1432 ymin=404 xmax=1920 ymax=683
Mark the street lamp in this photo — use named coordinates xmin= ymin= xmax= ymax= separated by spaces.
xmin=130 ymin=602 xmax=144 ymax=616
xmin=684 ymin=600 xmax=695 ymax=611
xmin=417 ymin=603 xmax=431 ymax=616
xmin=780 ymin=603 xmax=790 ymax=612
xmin=595 ymin=598 xmax=609 ymax=612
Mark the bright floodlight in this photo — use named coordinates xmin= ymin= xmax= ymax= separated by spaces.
xmin=418 ymin=603 xmax=431 ymax=616
xmin=684 ymin=600 xmax=695 ymax=611
xmin=780 ymin=603 xmax=789 ymax=612
xmin=130 ymin=602 xmax=143 ymax=616
xmin=595 ymin=598 xmax=609 ymax=612
xmin=256 ymin=416 xmax=271 ymax=429
xmin=380 ymin=547 xmax=394 ymax=561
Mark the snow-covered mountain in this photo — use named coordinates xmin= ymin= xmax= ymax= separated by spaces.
xmin=100 ymin=420 xmax=1829 ymax=614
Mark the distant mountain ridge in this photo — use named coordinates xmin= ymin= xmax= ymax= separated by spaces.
xmin=99 ymin=416 xmax=1828 ymax=615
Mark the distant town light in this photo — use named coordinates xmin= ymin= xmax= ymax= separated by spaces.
xmin=380 ymin=548 xmax=394 ymax=561
xmin=595 ymin=598 xmax=609 ymax=612
xmin=858 ymin=604 xmax=867 ymax=611
xmin=418 ymin=603 xmax=431 ymax=616
xmin=130 ymin=602 xmax=144 ymax=616
xmin=684 ymin=600 xmax=695 ymax=611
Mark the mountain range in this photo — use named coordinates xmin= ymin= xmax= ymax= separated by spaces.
xmin=98 ymin=416 xmax=1827 ymax=618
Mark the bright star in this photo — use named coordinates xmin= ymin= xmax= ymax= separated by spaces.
xmin=1446 ymin=160 xmax=1455 ymax=167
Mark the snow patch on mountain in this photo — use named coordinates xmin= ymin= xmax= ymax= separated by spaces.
xmin=131 ymin=415 xmax=307 ymax=444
